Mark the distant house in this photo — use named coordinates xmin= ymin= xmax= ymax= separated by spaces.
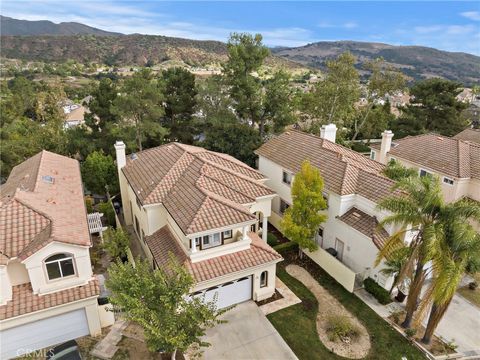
xmin=0 ymin=151 xmax=101 ymax=359
xmin=114 ymin=142 xmax=282 ymax=309
xmin=370 ymin=131 xmax=480 ymax=204
xmin=255 ymin=125 xmax=414 ymax=292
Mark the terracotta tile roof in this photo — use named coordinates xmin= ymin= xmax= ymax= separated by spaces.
xmin=337 ymin=207 xmax=389 ymax=250
xmin=147 ymin=226 xmax=282 ymax=284
xmin=0 ymin=278 xmax=99 ymax=320
xmin=255 ymin=130 xmax=398 ymax=203
xmin=0 ymin=151 xmax=91 ymax=264
xmin=453 ymin=128 xmax=480 ymax=145
xmin=371 ymin=133 xmax=480 ymax=179
xmin=122 ymin=143 xmax=274 ymax=235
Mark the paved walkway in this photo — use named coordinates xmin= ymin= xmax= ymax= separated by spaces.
xmin=202 ymin=301 xmax=298 ymax=360
xmin=91 ymin=320 xmax=128 ymax=359
xmin=259 ymin=277 xmax=301 ymax=315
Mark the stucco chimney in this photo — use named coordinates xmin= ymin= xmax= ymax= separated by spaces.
xmin=320 ymin=124 xmax=337 ymax=143
xmin=379 ymin=130 xmax=394 ymax=164
xmin=114 ymin=141 xmax=126 ymax=170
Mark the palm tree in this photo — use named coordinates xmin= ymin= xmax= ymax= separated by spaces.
xmin=376 ymin=175 xmax=444 ymax=328
xmin=380 ymin=246 xmax=410 ymax=294
xmin=420 ymin=203 xmax=480 ymax=344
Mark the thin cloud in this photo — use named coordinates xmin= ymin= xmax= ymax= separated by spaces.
xmin=461 ymin=11 xmax=480 ymax=21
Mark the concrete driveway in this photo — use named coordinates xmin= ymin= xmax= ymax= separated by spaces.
xmin=202 ymin=301 xmax=298 ymax=360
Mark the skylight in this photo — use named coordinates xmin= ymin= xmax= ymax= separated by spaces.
xmin=42 ymin=175 xmax=55 ymax=184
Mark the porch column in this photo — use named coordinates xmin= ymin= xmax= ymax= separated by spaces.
xmin=242 ymin=226 xmax=249 ymax=241
xmin=191 ymin=238 xmax=197 ymax=253
xmin=262 ymin=216 xmax=268 ymax=242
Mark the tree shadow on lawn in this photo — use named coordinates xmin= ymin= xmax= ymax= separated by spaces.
xmin=267 ymin=253 xmax=426 ymax=360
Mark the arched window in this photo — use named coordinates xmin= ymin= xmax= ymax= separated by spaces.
xmin=45 ymin=253 xmax=75 ymax=280
xmin=260 ymin=271 xmax=268 ymax=288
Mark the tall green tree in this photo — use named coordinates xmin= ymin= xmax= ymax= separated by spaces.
xmin=112 ymin=69 xmax=166 ymax=151
xmin=162 ymin=67 xmax=198 ymax=143
xmin=106 ymin=258 xmax=226 ymax=359
xmin=420 ymin=209 xmax=480 ymax=344
xmin=351 ymin=58 xmax=406 ymax=141
xmin=81 ymin=150 xmax=119 ymax=195
xmin=103 ymin=227 xmax=130 ymax=260
xmin=302 ymin=52 xmax=360 ymax=136
xmin=281 ymin=160 xmax=328 ymax=253
xmin=394 ymin=78 xmax=468 ymax=137
xmin=376 ymin=175 xmax=444 ymax=329
xmin=85 ymin=78 xmax=119 ymax=134
xmin=382 ymin=159 xmax=419 ymax=182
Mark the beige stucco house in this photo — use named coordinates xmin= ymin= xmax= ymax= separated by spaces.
xmin=114 ymin=141 xmax=282 ymax=309
xmin=370 ymin=130 xmax=480 ymax=204
xmin=0 ymin=151 xmax=101 ymax=359
xmin=255 ymin=125 xmax=416 ymax=292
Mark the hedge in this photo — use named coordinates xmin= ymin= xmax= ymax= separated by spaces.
xmin=273 ymin=241 xmax=299 ymax=254
xmin=364 ymin=277 xmax=392 ymax=305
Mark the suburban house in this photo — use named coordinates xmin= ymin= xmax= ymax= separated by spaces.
xmin=255 ymin=125 xmax=414 ymax=292
xmin=0 ymin=151 xmax=101 ymax=359
xmin=114 ymin=141 xmax=282 ymax=309
xmin=370 ymin=130 xmax=480 ymax=204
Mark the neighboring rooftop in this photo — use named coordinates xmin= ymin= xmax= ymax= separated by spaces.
xmin=453 ymin=128 xmax=480 ymax=145
xmin=255 ymin=130 xmax=398 ymax=203
xmin=0 ymin=278 xmax=99 ymax=320
xmin=146 ymin=226 xmax=282 ymax=284
xmin=371 ymin=133 xmax=480 ymax=179
xmin=122 ymin=143 xmax=275 ymax=235
xmin=0 ymin=151 xmax=91 ymax=264
xmin=337 ymin=207 xmax=389 ymax=250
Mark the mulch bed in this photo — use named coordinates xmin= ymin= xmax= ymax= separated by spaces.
xmin=255 ymin=289 xmax=284 ymax=306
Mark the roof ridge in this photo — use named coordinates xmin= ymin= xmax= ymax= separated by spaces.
xmin=249 ymin=232 xmax=282 ymax=258
xmin=13 ymin=196 xmax=54 ymax=225
xmin=198 ymin=150 xmax=265 ymax=174
xmin=199 ymin=173 xmax=256 ymax=203
xmin=198 ymin=186 xmax=253 ymax=217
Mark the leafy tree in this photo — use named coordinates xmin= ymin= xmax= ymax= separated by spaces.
xmin=263 ymin=70 xmax=295 ymax=133
xmin=81 ymin=151 xmax=119 ymax=195
xmin=103 ymin=227 xmax=130 ymax=260
xmin=302 ymin=52 xmax=360 ymax=136
xmin=382 ymin=159 xmax=419 ymax=181
xmin=85 ymin=78 xmax=119 ymax=134
xmin=202 ymin=121 xmax=261 ymax=167
xmin=112 ymin=69 xmax=167 ymax=151
xmin=355 ymin=101 xmax=395 ymax=140
xmin=162 ymin=67 xmax=198 ymax=143
xmin=420 ymin=207 xmax=480 ymax=344
xmin=351 ymin=58 xmax=406 ymax=141
xmin=281 ymin=160 xmax=328 ymax=253
xmin=195 ymin=75 xmax=235 ymax=122
xmin=106 ymin=258 xmax=226 ymax=359
xmin=394 ymin=78 xmax=468 ymax=137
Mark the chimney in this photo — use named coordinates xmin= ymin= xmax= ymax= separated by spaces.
xmin=320 ymin=124 xmax=337 ymax=143
xmin=379 ymin=130 xmax=394 ymax=164
xmin=114 ymin=141 xmax=126 ymax=170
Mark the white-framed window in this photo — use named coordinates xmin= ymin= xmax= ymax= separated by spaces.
xmin=279 ymin=199 xmax=290 ymax=215
xmin=45 ymin=253 xmax=75 ymax=280
xmin=443 ymin=177 xmax=454 ymax=185
xmin=260 ymin=271 xmax=268 ymax=288
xmin=282 ymin=170 xmax=293 ymax=185
xmin=370 ymin=151 xmax=376 ymax=160
xmin=195 ymin=233 xmax=222 ymax=249
xmin=419 ymin=168 xmax=433 ymax=178
xmin=223 ymin=229 xmax=232 ymax=239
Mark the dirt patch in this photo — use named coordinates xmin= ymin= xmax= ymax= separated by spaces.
xmin=256 ymin=289 xmax=284 ymax=306
xmin=286 ymin=265 xmax=371 ymax=359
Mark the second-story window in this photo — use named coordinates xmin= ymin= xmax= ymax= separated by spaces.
xmin=222 ymin=230 xmax=232 ymax=239
xmin=419 ymin=169 xmax=433 ymax=178
xmin=443 ymin=177 xmax=454 ymax=185
xmin=45 ymin=253 xmax=75 ymax=280
xmin=280 ymin=199 xmax=290 ymax=215
xmin=196 ymin=233 xmax=222 ymax=249
xmin=282 ymin=170 xmax=292 ymax=185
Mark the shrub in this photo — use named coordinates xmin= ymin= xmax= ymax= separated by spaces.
xmin=98 ymin=201 xmax=116 ymax=227
xmin=468 ymin=281 xmax=478 ymax=290
xmin=85 ymin=196 xmax=94 ymax=213
xmin=405 ymin=328 xmax=417 ymax=338
xmin=390 ymin=310 xmax=403 ymax=324
xmin=267 ymin=232 xmax=279 ymax=247
xmin=364 ymin=278 xmax=392 ymax=305
xmin=273 ymin=241 xmax=299 ymax=254
xmin=103 ymin=227 xmax=130 ymax=260
xmin=325 ymin=314 xmax=360 ymax=342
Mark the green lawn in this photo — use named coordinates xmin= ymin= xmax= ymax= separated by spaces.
xmin=267 ymin=258 xmax=426 ymax=360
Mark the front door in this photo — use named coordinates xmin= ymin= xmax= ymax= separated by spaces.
xmin=335 ymin=239 xmax=345 ymax=261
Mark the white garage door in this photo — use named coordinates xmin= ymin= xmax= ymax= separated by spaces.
xmin=195 ymin=276 xmax=252 ymax=309
xmin=1 ymin=309 xmax=89 ymax=359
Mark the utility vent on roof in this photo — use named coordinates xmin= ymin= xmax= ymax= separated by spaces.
xmin=131 ymin=153 xmax=138 ymax=160
xmin=42 ymin=175 xmax=55 ymax=184
xmin=391 ymin=142 xmax=399 ymax=148
xmin=352 ymin=211 xmax=361 ymax=218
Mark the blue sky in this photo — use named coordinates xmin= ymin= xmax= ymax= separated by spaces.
xmin=2 ymin=1 xmax=480 ymax=55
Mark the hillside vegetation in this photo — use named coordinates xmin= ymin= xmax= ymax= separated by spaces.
xmin=273 ymin=41 xmax=480 ymax=85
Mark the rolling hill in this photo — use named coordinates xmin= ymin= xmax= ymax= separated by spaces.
xmin=0 ymin=15 xmax=121 ymax=36
xmin=272 ymin=41 xmax=480 ymax=85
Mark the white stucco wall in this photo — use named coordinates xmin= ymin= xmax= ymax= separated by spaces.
xmin=22 ymin=242 xmax=93 ymax=295
xmin=0 ymin=266 xmax=12 ymax=305
xmin=6 ymin=260 xmax=29 ymax=286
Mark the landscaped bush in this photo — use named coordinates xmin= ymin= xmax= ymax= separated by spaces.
xmin=267 ymin=232 xmax=279 ymax=247
xmin=364 ymin=277 xmax=392 ymax=305
xmin=273 ymin=241 xmax=299 ymax=254
xmin=98 ymin=200 xmax=116 ymax=227
xmin=469 ymin=281 xmax=478 ymax=290
xmin=325 ymin=314 xmax=360 ymax=342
